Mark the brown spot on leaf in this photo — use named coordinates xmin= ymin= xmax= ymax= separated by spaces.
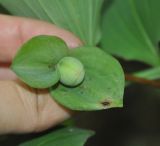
xmin=101 ymin=100 xmax=111 ymax=107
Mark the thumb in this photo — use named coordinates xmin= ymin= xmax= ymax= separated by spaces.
xmin=0 ymin=80 xmax=71 ymax=134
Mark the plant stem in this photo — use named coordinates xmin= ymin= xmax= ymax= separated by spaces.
xmin=125 ymin=73 xmax=160 ymax=88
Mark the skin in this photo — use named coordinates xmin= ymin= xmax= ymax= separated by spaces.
xmin=0 ymin=14 xmax=82 ymax=134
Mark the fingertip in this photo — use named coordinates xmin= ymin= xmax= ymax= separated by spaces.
xmin=54 ymin=28 xmax=83 ymax=48
xmin=62 ymin=32 xmax=83 ymax=48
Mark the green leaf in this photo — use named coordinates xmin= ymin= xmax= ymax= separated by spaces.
xmin=11 ymin=35 xmax=68 ymax=88
xmin=19 ymin=127 xmax=94 ymax=146
xmin=23 ymin=0 xmax=52 ymax=22
xmin=39 ymin=0 xmax=103 ymax=46
xmin=0 ymin=0 xmax=37 ymax=18
xmin=11 ymin=35 xmax=124 ymax=111
xmin=50 ymin=46 xmax=124 ymax=111
xmin=101 ymin=0 xmax=160 ymax=66
xmin=0 ymin=0 xmax=104 ymax=46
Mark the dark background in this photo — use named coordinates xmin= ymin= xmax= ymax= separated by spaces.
xmin=1 ymin=3 xmax=160 ymax=146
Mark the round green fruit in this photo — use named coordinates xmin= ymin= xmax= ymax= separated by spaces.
xmin=56 ymin=57 xmax=85 ymax=86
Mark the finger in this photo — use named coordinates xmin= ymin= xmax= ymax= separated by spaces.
xmin=0 ymin=67 xmax=16 ymax=80
xmin=0 ymin=80 xmax=70 ymax=134
xmin=0 ymin=14 xmax=82 ymax=63
xmin=0 ymin=63 xmax=16 ymax=80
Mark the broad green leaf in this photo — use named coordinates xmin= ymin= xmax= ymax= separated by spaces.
xmin=23 ymin=0 xmax=52 ymax=22
xmin=11 ymin=35 xmax=68 ymax=88
xmin=39 ymin=0 xmax=103 ymax=46
xmin=0 ymin=0 xmax=104 ymax=46
xmin=50 ymin=46 xmax=124 ymax=111
xmin=101 ymin=0 xmax=160 ymax=66
xmin=0 ymin=0 xmax=37 ymax=18
xmin=19 ymin=127 xmax=94 ymax=146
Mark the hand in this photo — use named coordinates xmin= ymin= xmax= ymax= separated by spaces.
xmin=0 ymin=14 xmax=81 ymax=134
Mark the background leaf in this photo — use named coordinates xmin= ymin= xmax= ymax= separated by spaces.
xmin=19 ymin=127 xmax=94 ymax=146
xmin=101 ymin=0 xmax=160 ymax=66
xmin=0 ymin=0 xmax=104 ymax=46
xmin=23 ymin=0 xmax=52 ymax=22
xmin=50 ymin=46 xmax=124 ymax=110
xmin=0 ymin=0 xmax=37 ymax=18
xmin=11 ymin=35 xmax=68 ymax=88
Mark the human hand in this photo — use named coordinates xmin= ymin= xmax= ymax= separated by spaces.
xmin=0 ymin=14 xmax=81 ymax=134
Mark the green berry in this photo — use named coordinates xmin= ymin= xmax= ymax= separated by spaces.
xmin=56 ymin=57 xmax=85 ymax=86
